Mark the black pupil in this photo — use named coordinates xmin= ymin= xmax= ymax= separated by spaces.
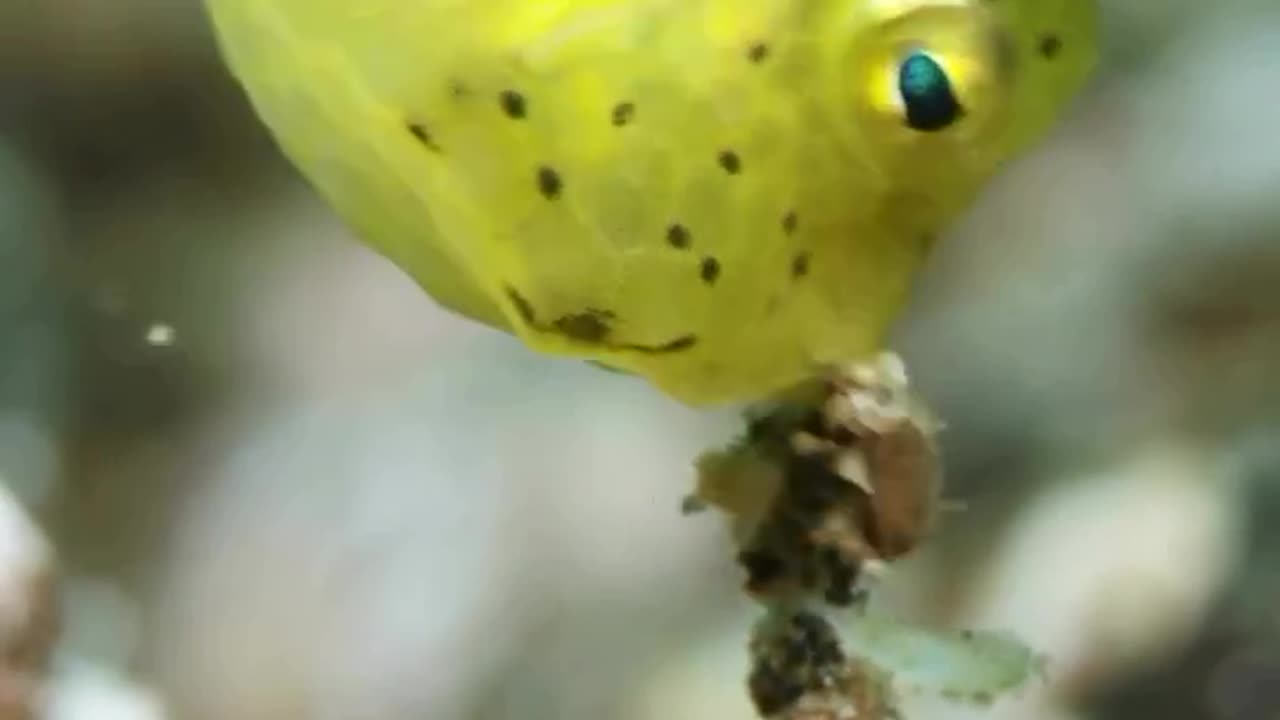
xmin=898 ymin=52 xmax=961 ymax=131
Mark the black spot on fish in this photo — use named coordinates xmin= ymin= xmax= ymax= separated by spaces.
xmin=406 ymin=122 xmax=442 ymax=153
xmin=624 ymin=334 xmax=698 ymax=354
xmin=503 ymin=287 xmax=695 ymax=354
xmin=718 ymin=150 xmax=742 ymax=175
xmin=701 ymin=257 xmax=722 ymax=284
xmin=666 ymin=223 xmax=691 ymax=249
xmin=1038 ymin=33 xmax=1062 ymax=59
xmin=782 ymin=210 xmax=798 ymax=235
xmin=552 ymin=309 xmax=615 ymax=343
xmin=791 ymin=252 xmax=810 ymax=279
xmin=537 ymin=166 xmax=562 ymax=199
xmin=612 ymin=102 xmax=635 ymax=126
xmin=500 ymin=89 xmax=527 ymax=118
xmin=505 ymin=286 xmax=537 ymax=324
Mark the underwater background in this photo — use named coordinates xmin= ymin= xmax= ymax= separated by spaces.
xmin=2 ymin=1 xmax=1279 ymax=718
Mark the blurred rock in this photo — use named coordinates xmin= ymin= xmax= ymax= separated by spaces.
xmin=1126 ymin=6 xmax=1280 ymax=440
xmin=0 ymin=484 xmax=57 ymax=720
xmin=0 ymin=139 xmax=70 ymax=508
xmin=952 ymin=442 xmax=1243 ymax=710
xmin=147 ymin=331 xmax=731 ymax=720
xmin=42 ymin=660 xmax=167 ymax=720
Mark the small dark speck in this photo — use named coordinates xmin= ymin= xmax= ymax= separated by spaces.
xmin=499 ymin=89 xmax=527 ymax=118
xmin=536 ymin=166 xmax=562 ymax=199
xmin=1038 ymin=33 xmax=1062 ymax=58
xmin=747 ymin=42 xmax=769 ymax=63
xmin=791 ymin=252 xmax=810 ymax=279
xmin=666 ymin=223 xmax=691 ymax=249
xmin=449 ymin=80 xmax=470 ymax=99
xmin=611 ymin=102 xmax=635 ymax=127
xmin=700 ymin=257 xmax=721 ymax=284
xmin=782 ymin=210 xmax=798 ymax=235
xmin=718 ymin=150 xmax=741 ymax=175
xmin=406 ymin=122 xmax=442 ymax=153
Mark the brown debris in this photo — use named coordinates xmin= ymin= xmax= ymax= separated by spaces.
xmin=748 ymin=610 xmax=899 ymax=720
xmin=694 ymin=353 xmax=942 ymax=607
xmin=691 ymin=353 xmax=943 ymax=719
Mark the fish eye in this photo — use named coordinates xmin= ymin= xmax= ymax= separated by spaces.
xmin=897 ymin=50 xmax=962 ymax=132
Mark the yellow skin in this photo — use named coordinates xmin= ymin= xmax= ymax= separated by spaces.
xmin=205 ymin=0 xmax=1097 ymax=406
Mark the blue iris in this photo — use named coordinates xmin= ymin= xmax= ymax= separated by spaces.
xmin=897 ymin=51 xmax=962 ymax=131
